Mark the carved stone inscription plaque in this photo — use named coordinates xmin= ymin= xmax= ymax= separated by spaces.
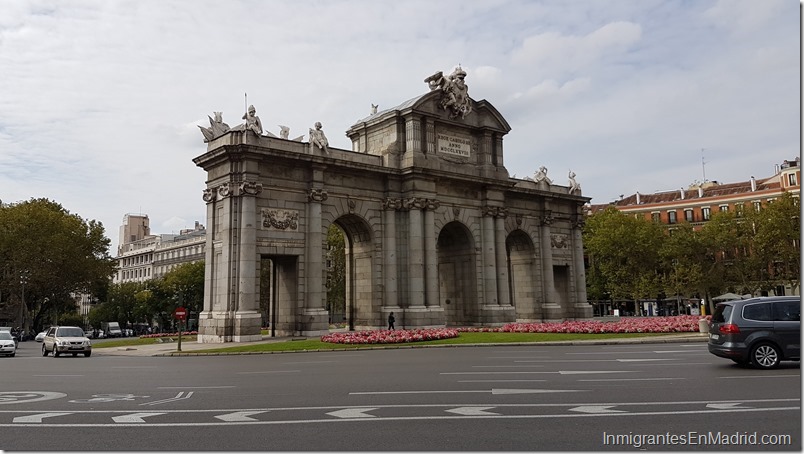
xmin=437 ymin=133 xmax=471 ymax=158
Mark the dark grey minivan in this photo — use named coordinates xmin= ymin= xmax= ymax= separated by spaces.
xmin=708 ymin=296 xmax=800 ymax=369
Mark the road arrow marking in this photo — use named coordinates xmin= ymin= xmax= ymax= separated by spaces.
xmin=707 ymin=402 xmax=748 ymax=410
xmin=326 ymin=408 xmax=378 ymax=418
xmin=569 ymin=405 xmax=626 ymax=414
xmin=445 ymin=406 xmax=500 ymax=416
xmin=215 ymin=411 xmax=266 ymax=422
xmin=112 ymin=412 xmax=167 ymax=423
xmin=13 ymin=412 xmax=71 ymax=423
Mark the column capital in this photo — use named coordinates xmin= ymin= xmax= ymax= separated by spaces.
xmin=308 ymin=188 xmax=328 ymax=202
xmin=541 ymin=210 xmax=554 ymax=226
xmin=239 ymin=181 xmax=263 ymax=197
xmin=482 ymin=205 xmax=507 ymax=218
xmin=383 ymin=197 xmax=403 ymax=211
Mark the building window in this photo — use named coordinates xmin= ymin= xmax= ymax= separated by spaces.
xmin=684 ymin=209 xmax=694 ymax=222
xmin=667 ymin=211 xmax=677 ymax=224
xmin=702 ymin=207 xmax=711 ymax=220
xmin=719 ymin=205 xmax=729 ymax=212
xmin=789 ymin=173 xmax=798 ymax=186
xmin=767 ymin=198 xmax=776 ymax=205
xmin=651 ymin=212 xmax=660 ymax=223
xmin=753 ymin=201 xmax=762 ymax=212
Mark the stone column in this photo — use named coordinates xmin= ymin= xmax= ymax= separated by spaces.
xmin=233 ymin=181 xmax=263 ymax=341
xmin=406 ymin=197 xmax=425 ymax=308
xmin=540 ymin=210 xmax=561 ymax=320
xmin=201 ymin=188 xmax=216 ymax=314
xmin=424 ymin=199 xmax=440 ymax=307
xmin=306 ymin=188 xmax=327 ymax=310
xmin=481 ymin=206 xmax=498 ymax=306
xmin=382 ymin=198 xmax=401 ymax=309
xmin=571 ymin=216 xmax=591 ymax=318
xmin=494 ymin=208 xmax=510 ymax=306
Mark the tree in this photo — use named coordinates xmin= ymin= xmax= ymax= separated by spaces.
xmin=746 ymin=193 xmax=800 ymax=294
xmin=326 ymin=225 xmax=346 ymax=323
xmin=583 ymin=206 xmax=665 ymax=310
xmin=162 ymin=261 xmax=205 ymax=328
xmin=0 ymin=198 xmax=116 ymax=333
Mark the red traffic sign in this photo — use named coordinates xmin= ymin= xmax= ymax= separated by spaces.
xmin=174 ymin=307 xmax=187 ymax=320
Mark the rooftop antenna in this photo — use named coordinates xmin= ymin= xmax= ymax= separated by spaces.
xmin=701 ymin=148 xmax=707 ymax=182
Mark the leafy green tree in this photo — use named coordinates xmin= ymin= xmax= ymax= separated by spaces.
xmin=326 ymin=225 xmax=346 ymax=323
xmin=162 ymin=261 xmax=205 ymax=326
xmin=583 ymin=206 xmax=665 ymax=308
xmin=745 ymin=193 xmax=801 ymax=294
xmin=659 ymin=222 xmax=706 ymax=303
xmin=0 ymin=198 xmax=116 ymax=333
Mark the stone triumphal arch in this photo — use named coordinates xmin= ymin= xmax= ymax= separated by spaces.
xmin=194 ymin=67 xmax=592 ymax=343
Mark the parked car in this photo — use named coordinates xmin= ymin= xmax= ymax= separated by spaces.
xmin=35 ymin=330 xmax=47 ymax=342
xmin=0 ymin=331 xmax=16 ymax=357
xmin=41 ymin=326 xmax=92 ymax=357
xmin=0 ymin=327 xmax=18 ymax=348
xmin=708 ymin=296 xmax=800 ymax=369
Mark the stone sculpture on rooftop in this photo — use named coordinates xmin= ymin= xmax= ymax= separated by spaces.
xmin=309 ymin=121 xmax=329 ymax=153
xmin=198 ymin=111 xmax=231 ymax=142
xmin=424 ymin=65 xmax=473 ymax=120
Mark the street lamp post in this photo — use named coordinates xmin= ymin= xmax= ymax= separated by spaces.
xmin=18 ymin=270 xmax=29 ymax=333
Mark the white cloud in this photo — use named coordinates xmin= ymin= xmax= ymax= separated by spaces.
xmin=0 ymin=0 xmax=798 ymax=251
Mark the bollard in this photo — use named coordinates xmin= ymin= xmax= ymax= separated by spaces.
xmin=698 ymin=318 xmax=709 ymax=335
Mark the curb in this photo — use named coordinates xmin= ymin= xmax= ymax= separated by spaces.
xmin=153 ymin=334 xmax=708 ymax=357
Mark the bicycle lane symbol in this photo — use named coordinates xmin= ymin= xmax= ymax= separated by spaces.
xmin=0 ymin=392 xmax=67 ymax=404
xmin=69 ymin=394 xmax=150 ymax=403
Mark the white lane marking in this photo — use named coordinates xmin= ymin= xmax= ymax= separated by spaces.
xmin=140 ymin=392 xmax=194 ymax=406
xmin=720 ymin=375 xmax=800 ymax=379
xmin=112 ymin=412 xmax=167 ymax=423
xmin=326 ymin=408 xmax=377 ymax=418
xmin=13 ymin=412 xmax=72 ymax=423
xmin=349 ymin=389 xmax=585 ymax=395
xmin=493 ymin=389 xmax=584 ymax=395
xmin=236 ymin=370 xmax=301 ymax=375
xmin=215 ymin=411 xmax=266 ymax=422
xmin=617 ymin=359 xmax=674 ymax=362
xmin=569 ymin=405 xmax=625 ymax=414
xmin=578 ymin=378 xmax=685 ymax=382
xmin=33 ymin=375 xmax=84 ymax=377
xmin=558 ymin=371 xmax=634 ymax=375
xmin=158 ymin=386 xmax=235 ymax=389
xmin=707 ymin=403 xmax=749 ymax=410
xmin=458 ymin=380 xmax=547 ymax=383
xmin=282 ymin=361 xmax=337 ymax=364
xmin=441 ymin=371 xmax=634 ymax=375
xmin=472 ymin=365 xmax=545 ymax=368
xmin=446 ymin=406 xmax=499 ymax=416
xmin=110 ymin=366 xmax=158 ymax=369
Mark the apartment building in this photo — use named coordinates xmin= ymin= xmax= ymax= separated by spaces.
xmin=589 ymin=158 xmax=800 ymax=227
xmin=114 ymin=214 xmax=206 ymax=284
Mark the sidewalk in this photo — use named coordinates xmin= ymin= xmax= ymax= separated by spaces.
xmin=92 ymin=332 xmax=709 ymax=357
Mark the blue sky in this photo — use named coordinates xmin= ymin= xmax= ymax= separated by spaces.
xmin=0 ymin=0 xmax=799 ymax=253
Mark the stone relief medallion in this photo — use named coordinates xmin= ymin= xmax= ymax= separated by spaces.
xmin=261 ymin=209 xmax=300 ymax=231
xmin=550 ymin=233 xmax=568 ymax=249
xmin=453 ymin=207 xmax=460 ymax=219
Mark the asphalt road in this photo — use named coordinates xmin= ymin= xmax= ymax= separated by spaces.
xmin=2 ymin=339 xmax=800 ymax=451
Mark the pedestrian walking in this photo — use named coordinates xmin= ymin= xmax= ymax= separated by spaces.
xmin=388 ymin=312 xmax=396 ymax=330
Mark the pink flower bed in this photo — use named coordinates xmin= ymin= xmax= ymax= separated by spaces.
xmin=458 ymin=315 xmax=705 ymax=334
xmin=139 ymin=331 xmax=198 ymax=339
xmin=321 ymin=328 xmax=459 ymax=344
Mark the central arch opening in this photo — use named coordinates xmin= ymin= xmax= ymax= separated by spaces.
xmin=437 ymin=221 xmax=477 ymax=326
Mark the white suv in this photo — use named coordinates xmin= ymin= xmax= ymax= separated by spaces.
xmin=42 ymin=326 xmax=92 ymax=357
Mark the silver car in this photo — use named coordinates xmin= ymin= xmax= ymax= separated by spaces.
xmin=42 ymin=326 xmax=92 ymax=357
xmin=0 ymin=331 xmax=16 ymax=357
